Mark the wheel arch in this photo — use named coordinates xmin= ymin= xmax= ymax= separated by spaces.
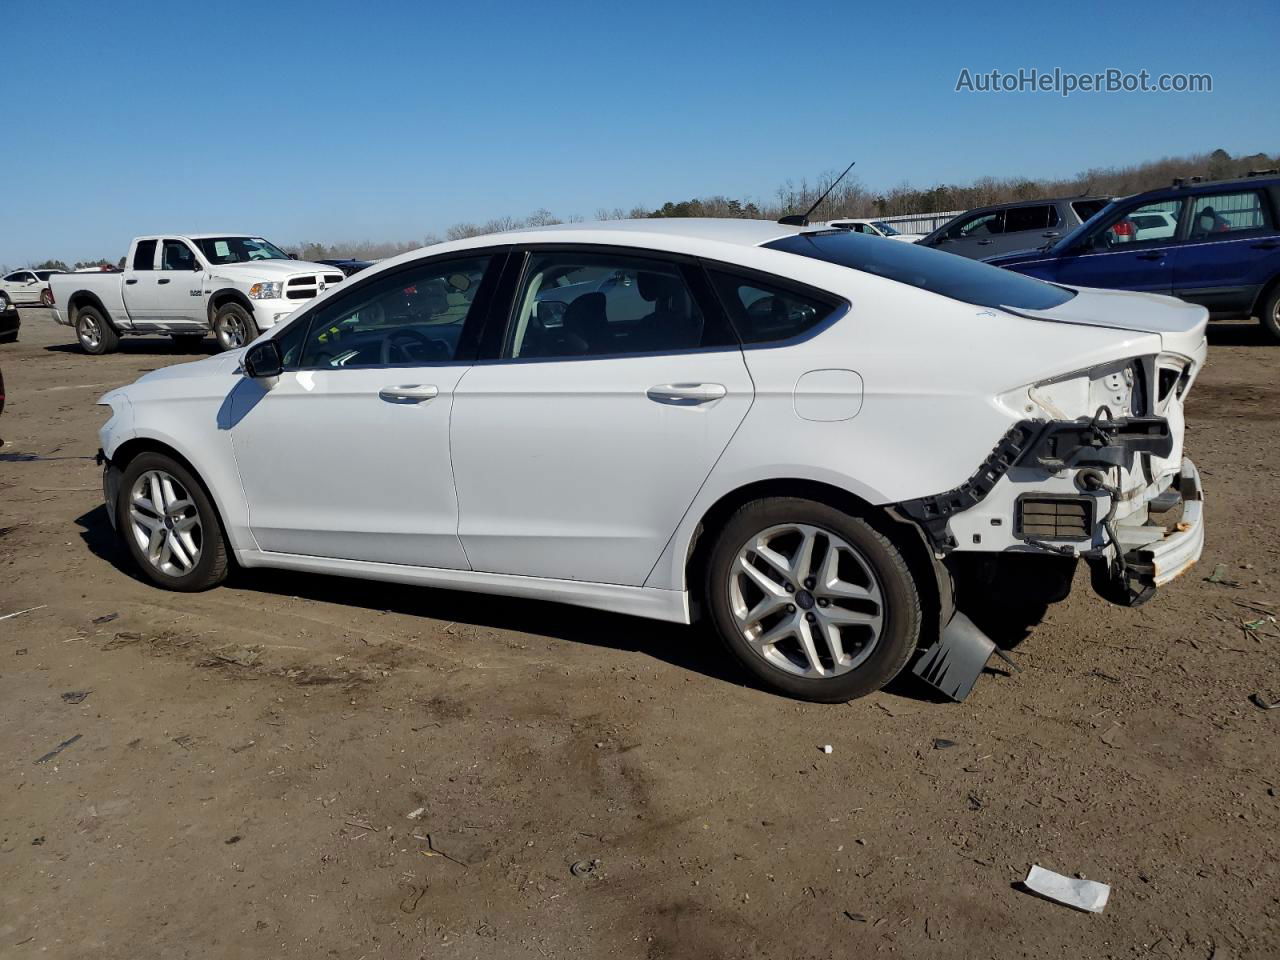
xmin=1250 ymin=272 xmax=1280 ymax=318
xmin=67 ymin=291 xmax=118 ymax=330
xmin=680 ymin=477 xmax=947 ymax=636
xmin=207 ymin=288 xmax=255 ymax=323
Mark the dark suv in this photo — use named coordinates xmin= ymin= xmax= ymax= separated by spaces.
xmin=918 ymin=196 xmax=1111 ymax=259
xmin=987 ymin=174 xmax=1280 ymax=340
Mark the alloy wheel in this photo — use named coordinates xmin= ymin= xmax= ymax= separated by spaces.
xmin=78 ymin=315 xmax=101 ymax=350
xmin=729 ymin=523 xmax=884 ymax=678
xmin=128 ymin=469 xmax=203 ymax=576
xmin=219 ymin=314 xmax=246 ymax=349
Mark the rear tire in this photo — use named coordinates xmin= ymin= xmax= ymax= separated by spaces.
xmin=115 ymin=452 xmax=228 ymax=591
xmin=0 ymin=292 xmax=10 ymax=310
xmin=704 ymin=497 xmax=921 ymax=702
xmin=212 ymin=303 xmax=259 ymax=351
xmin=1259 ymin=286 xmax=1280 ymax=343
xmin=76 ymin=306 xmax=120 ymax=354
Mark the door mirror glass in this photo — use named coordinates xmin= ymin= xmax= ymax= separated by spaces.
xmin=243 ymin=339 xmax=283 ymax=378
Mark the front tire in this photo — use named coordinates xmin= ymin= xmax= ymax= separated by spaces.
xmin=40 ymin=289 xmax=53 ymax=307
xmin=213 ymin=303 xmax=259 ymax=351
xmin=76 ymin=306 xmax=120 ymax=354
xmin=705 ymin=498 xmax=921 ymax=702
xmin=1259 ymin=286 xmax=1280 ymax=343
xmin=115 ymin=452 xmax=228 ymax=591
xmin=0 ymin=292 xmax=11 ymax=310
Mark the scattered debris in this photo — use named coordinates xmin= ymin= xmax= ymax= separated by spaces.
xmin=15 ymin=648 xmax=27 ymax=656
xmin=1205 ymin=564 xmax=1241 ymax=587
xmin=1091 ymin=669 xmax=1122 ymax=684
xmin=34 ymin=733 xmax=82 ymax=764
xmin=820 ymin=745 xmax=833 ymax=754
xmin=406 ymin=806 xmax=426 ymax=820
xmin=399 ymin=885 xmax=427 ymax=915
xmin=1100 ymin=724 xmax=1123 ymax=747
xmin=229 ymin=740 xmax=257 ymax=753
xmin=843 ymin=911 xmax=867 ymax=922
xmin=1021 ymin=864 xmax=1110 ymax=913
xmin=1249 ymin=693 xmax=1279 ymax=711
xmin=225 ymin=835 xmax=241 ymax=845
xmin=0 ymin=604 xmax=47 ymax=622
xmin=932 ymin=738 xmax=957 ymax=750
xmin=202 ymin=644 xmax=263 ymax=668
xmin=60 ymin=691 xmax=91 ymax=705
xmin=31 ymin=836 xmax=45 ymax=846
xmin=172 ymin=735 xmax=194 ymax=750
xmin=420 ymin=834 xmax=467 ymax=868
xmin=91 ymin=612 xmax=120 ymax=624
xmin=570 ymin=858 xmax=601 ymax=878
xmin=345 ymin=820 xmax=374 ymax=831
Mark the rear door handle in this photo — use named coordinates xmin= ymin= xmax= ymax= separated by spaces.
xmin=125 ymin=278 xmax=138 ymax=285
xmin=379 ymin=384 xmax=439 ymax=403
xmin=157 ymin=278 xmax=171 ymax=284
xmin=976 ymin=239 xmax=994 ymax=245
xmin=1135 ymin=252 xmax=1164 ymax=261
xmin=646 ymin=382 xmax=727 ymax=405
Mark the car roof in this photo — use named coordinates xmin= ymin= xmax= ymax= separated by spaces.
xmin=509 ymin=218 xmax=804 ymax=246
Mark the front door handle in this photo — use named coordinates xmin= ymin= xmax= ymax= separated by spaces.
xmin=157 ymin=278 xmax=171 ymax=284
xmin=646 ymin=382 xmax=727 ymax=406
xmin=379 ymin=384 xmax=439 ymax=403
xmin=1251 ymin=240 xmax=1280 ymax=250
xmin=976 ymin=239 xmax=994 ymax=245
xmin=125 ymin=278 xmax=138 ymax=285
xmin=1134 ymin=252 xmax=1164 ymax=261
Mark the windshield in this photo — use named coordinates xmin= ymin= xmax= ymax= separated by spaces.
xmin=871 ymin=221 xmax=900 ymax=236
xmin=193 ymin=236 xmax=291 ymax=265
xmin=765 ymin=230 xmax=1076 ymax=310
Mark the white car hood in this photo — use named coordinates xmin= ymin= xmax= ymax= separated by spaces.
xmin=1009 ymin=285 xmax=1208 ymax=357
xmin=207 ymin=258 xmax=334 ymax=278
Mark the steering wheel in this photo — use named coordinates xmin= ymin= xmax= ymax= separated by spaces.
xmin=380 ymin=327 xmax=444 ymax=365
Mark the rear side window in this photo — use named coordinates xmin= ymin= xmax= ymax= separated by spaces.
xmin=765 ymin=231 xmax=1076 ymax=310
xmin=132 ymin=240 xmax=157 ymax=271
xmin=708 ymin=270 xmax=840 ymax=344
xmin=1004 ymin=204 xmax=1059 ymax=232
xmin=1071 ymin=199 xmax=1109 ymax=222
xmin=1189 ymin=191 xmax=1271 ymax=238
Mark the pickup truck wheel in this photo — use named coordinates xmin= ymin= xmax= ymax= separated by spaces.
xmin=1260 ymin=286 xmax=1280 ymax=343
xmin=76 ymin=306 xmax=120 ymax=354
xmin=115 ymin=452 xmax=228 ymax=591
xmin=40 ymin=289 xmax=53 ymax=307
xmin=213 ymin=303 xmax=259 ymax=351
xmin=705 ymin=498 xmax=921 ymax=702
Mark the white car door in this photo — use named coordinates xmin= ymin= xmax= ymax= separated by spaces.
xmin=7 ymin=271 xmax=39 ymax=303
xmin=121 ymin=239 xmax=163 ymax=325
xmin=228 ymin=252 xmax=499 ymax=568
xmin=156 ymin=239 xmax=208 ymax=326
xmin=450 ymin=247 xmax=754 ymax=586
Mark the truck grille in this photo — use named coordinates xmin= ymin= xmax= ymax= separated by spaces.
xmin=285 ymin=274 xmax=345 ymax=300
xmin=1016 ymin=496 xmax=1093 ymax=541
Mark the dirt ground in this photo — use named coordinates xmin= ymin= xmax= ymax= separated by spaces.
xmin=1 ymin=308 xmax=1277 ymax=959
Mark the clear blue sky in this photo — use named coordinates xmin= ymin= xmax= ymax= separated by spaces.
xmin=2 ymin=0 xmax=1274 ymax=266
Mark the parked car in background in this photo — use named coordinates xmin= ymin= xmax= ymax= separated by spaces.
xmin=825 ymin=219 xmax=924 ymax=242
xmin=318 ymin=258 xmax=376 ymax=277
xmin=48 ymin=235 xmax=344 ymax=354
xmin=0 ymin=296 xmax=18 ymax=343
xmin=96 ymin=219 xmax=1205 ymax=704
xmin=986 ymin=175 xmax=1280 ymax=340
xmin=918 ymin=196 xmax=1111 ymax=259
xmin=0 ymin=268 xmax=64 ymax=308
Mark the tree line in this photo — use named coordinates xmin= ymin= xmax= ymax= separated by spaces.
xmin=10 ymin=147 xmax=1276 ymax=269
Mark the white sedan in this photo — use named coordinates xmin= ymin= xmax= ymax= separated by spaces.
xmin=0 ymin=268 xmax=63 ymax=308
xmin=96 ymin=219 xmax=1207 ymax=702
xmin=826 ymin=219 xmax=925 ymax=242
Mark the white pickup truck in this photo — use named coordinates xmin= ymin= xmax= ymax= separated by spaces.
xmin=48 ymin=235 xmax=345 ymax=354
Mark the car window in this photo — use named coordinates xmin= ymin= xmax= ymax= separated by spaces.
xmin=1071 ymin=199 xmax=1109 ymax=222
xmin=708 ymin=271 xmax=840 ymax=344
xmin=12 ymin=271 xmax=33 ymax=282
xmin=1083 ymin=199 xmax=1184 ymax=251
xmin=1188 ymin=191 xmax=1271 ymax=239
xmin=1004 ymin=204 xmax=1059 ymax=233
xmin=297 ymin=255 xmax=490 ymax=369
xmin=765 ymin=230 xmax=1076 ymax=310
xmin=161 ymin=240 xmax=198 ymax=271
xmin=951 ymin=211 xmax=1004 ymax=238
xmin=132 ymin=240 xmax=157 ymax=271
xmin=506 ymin=252 xmax=726 ymax=359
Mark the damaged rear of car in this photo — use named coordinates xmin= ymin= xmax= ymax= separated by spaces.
xmin=753 ymin=230 xmax=1207 ymax=698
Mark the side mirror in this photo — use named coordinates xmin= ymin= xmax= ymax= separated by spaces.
xmin=243 ymin=339 xmax=283 ymax=378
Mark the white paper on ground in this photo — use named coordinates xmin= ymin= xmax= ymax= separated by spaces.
xmin=1023 ymin=865 xmax=1111 ymax=913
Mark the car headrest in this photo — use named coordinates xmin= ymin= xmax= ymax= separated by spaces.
xmin=563 ymin=292 xmax=608 ymax=338
xmin=637 ymin=271 xmax=680 ymax=303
